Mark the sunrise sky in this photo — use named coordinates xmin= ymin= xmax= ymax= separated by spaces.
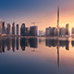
xmin=0 ymin=0 xmax=74 ymax=33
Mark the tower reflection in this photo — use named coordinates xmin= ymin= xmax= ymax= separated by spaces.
xmin=45 ymin=38 xmax=70 ymax=68
xmin=16 ymin=38 xmax=19 ymax=50
xmin=46 ymin=39 xmax=69 ymax=50
xmin=71 ymin=40 xmax=74 ymax=47
xmin=29 ymin=38 xmax=37 ymax=48
xmin=6 ymin=38 xmax=10 ymax=51
xmin=20 ymin=38 xmax=26 ymax=51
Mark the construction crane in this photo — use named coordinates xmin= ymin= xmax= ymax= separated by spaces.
xmin=31 ymin=21 xmax=41 ymax=26
xmin=31 ymin=22 xmax=36 ymax=26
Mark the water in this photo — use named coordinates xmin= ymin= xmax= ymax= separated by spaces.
xmin=0 ymin=37 xmax=74 ymax=74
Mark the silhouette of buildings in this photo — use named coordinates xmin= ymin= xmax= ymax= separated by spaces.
xmin=16 ymin=24 xmax=19 ymax=35
xmin=30 ymin=26 xmax=37 ymax=36
xmin=60 ymin=27 xmax=66 ymax=37
xmin=46 ymin=28 xmax=50 ymax=36
xmin=66 ymin=24 xmax=69 ymax=35
xmin=20 ymin=23 xmax=25 ymax=36
xmin=46 ymin=27 xmax=57 ymax=36
xmin=7 ymin=23 xmax=10 ymax=34
xmin=0 ymin=21 xmax=3 ymax=34
xmin=25 ymin=27 xmax=30 ymax=36
xmin=2 ymin=22 xmax=5 ymax=34
xmin=12 ymin=22 xmax=15 ymax=34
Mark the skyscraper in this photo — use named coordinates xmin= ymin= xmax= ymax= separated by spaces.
xmin=20 ymin=23 xmax=25 ymax=36
xmin=7 ymin=23 xmax=10 ymax=34
xmin=30 ymin=26 xmax=37 ymax=36
xmin=12 ymin=22 xmax=15 ymax=34
xmin=0 ymin=21 xmax=3 ymax=34
xmin=66 ymin=24 xmax=69 ymax=35
xmin=16 ymin=24 xmax=19 ymax=35
xmin=2 ymin=22 xmax=5 ymax=34
xmin=57 ymin=7 xmax=59 ymax=36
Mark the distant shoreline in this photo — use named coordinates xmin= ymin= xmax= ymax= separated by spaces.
xmin=0 ymin=35 xmax=74 ymax=41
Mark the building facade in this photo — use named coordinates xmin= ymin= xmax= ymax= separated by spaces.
xmin=12 ymin=22 xmax=15 ymax=34
xmin=66 ymin=24 xmax=69 ymax=35
xmin=0 ymin=21 xmax=3 ymax=34
xmin=20 ymin=23 xmax=25 ymax=36
xmin=7 ymin=23 xmax=10 ymax=34
xmin=60 ymin=27 xmax=66 ymax=37
xmin=30 ymin=26 xmax=37 ymax=36
xmin=2 ymin=22 xmax=5 ymax=34
xmin=16 ymin=24 xmax=19 ymax=35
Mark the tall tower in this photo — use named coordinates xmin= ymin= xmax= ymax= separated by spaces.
xmin=2 ymin=22 xmax=5 ymax=34
xmin=16 ymin=24 xmax=19 ymax=35
xmin=57 ymin=7 xmax=59 ymax=36
xmin=12 ymin=22 xmax=15 ymax=34
xmin=21 ymin=23 xmax=25 ymax=36
xmin=7 ymin=23 xmax=10 ymax=34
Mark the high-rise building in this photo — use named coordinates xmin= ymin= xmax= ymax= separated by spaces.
xmin=39 ymin=30 xmax=44 ymax=36
xmin=12 ymin=22 xmax=15 ymax=34
xmin=46 ymin=28 xmax=49 ymax=36
xmin=7 ymin=23 xmax=10 ymax=34
xmin=72 ymin=27 xmax=74 ymax=37
xmin=60 ymin=27 xmax=66 ymax=37
xmin=30 ymin=26 xmax=37 ymax=36
xmin=20 ymin=23 xmax=25 ymax=36
xmin=57 ymin=7 xmax=59 ymax=36
xmin=52 ymin=27 xmax=57 ymax=36
xmin=2 ymin=22 xmax=5 ymax=34
xmin=16 ymin=24 xmax=19 ymax=35
xmin=25 ymin=27 xmax=30 ymax=36
xmin=66 ymin=24 xmax=69 ymax=35
xmin=0 ymin=21 xmax=3 ymax=34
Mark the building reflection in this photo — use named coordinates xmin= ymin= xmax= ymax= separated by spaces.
xmin=0 ymin=38 xmax=38 ymax=53
xmin=0 ymin=39 xmax=2 ymax=53
xmin=6 ymin=38 xmax=10 ymax=51
xmin=20 ymin=38 xmax=26 ymax=51
xmin=45 ymin=38 xmax=70 ymax=68
xmin=29 ymin=38 xmax=37 ymax=48
xmin=16 ymin=38 xmax=19 ymax=50
xmin=2 ymin=39 xmax=6 ymax=52
xmin=12 ymin=38 xmax=15 ymax=52
xmin=57 ymin=39 xmax=59 ymax=68
xmin=0 ymin=37 xmax=73 ymax=69
xmin=71 ymin=40 xmax=74 ymax=47
xmin=0 ymin=38 xmax=71 ymax=53
xmin=46 ymin=39 xmax=69 ymax=51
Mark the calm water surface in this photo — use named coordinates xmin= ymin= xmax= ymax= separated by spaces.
xmin=0 ymin=37 xmax=74 ymax=74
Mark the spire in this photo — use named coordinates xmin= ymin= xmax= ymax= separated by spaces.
xmin=57 ymin=6 xmax=59 ymax=28
xmin=57 ymin=6 xmax=59 ymax=36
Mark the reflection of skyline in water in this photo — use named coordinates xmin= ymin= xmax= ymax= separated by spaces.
xmin=46 ymin=39 xmax=69 ymax=51
xmin=0 ymin=38 xmax=38 ymax=53
xmin=0 ymin=38 xmax=74 ymax=53
xmin=0 ymin=38 xmax=74 ymax=70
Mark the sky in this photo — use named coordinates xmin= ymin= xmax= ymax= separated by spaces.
xmin=0 ymin=0 xmax=74 ymax=33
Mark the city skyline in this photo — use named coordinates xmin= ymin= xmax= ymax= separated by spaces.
xmin=0 ymin=0 xmax=74 ymax=33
